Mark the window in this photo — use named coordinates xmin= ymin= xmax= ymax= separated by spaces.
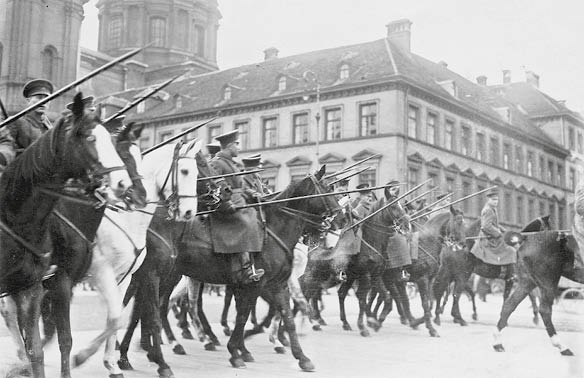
xmin=528 ymin=198 xmax=535 ymax=221
xmin=359 ymin=103 xmax=377 ymax=136
xmin=339 ymin=63 xmax=349 ymax=80
xmin=324 ymin=107 xmax=342 ymax=140
xmin=139 ymin=137 xmax=150 ymax=151
xmin=527 ymin=152 xmax=534 ymax=177
xmin=539 ymin=201 xmax=545 ymax=217
xmin=278 ymin=76 xmax=286 ymax=91
xmin=515 ymin=146 xmax=523 ymax=173
xmin=579 ymin=132 xmax=583 ymax=154
xmin=461 ymin=125 xmax=471 ymax=156
xmin=194 ymin=25 xmax=205 ymax=56
xmin=569 ymin=127 xmax=575 ymax=150
xmin=539 ymin=156 xmax=545 ymax=180
xmin=263 ymin=117 xmax=278 ymax=147
xmin=557 ymin=164 xmax=564 ymax=187
xmin=503 ymin=143 xmax=511 ymax=170
xmin=358 ymin=169 xmax=376 ymax=187
xmin=177 ymin=10 xmax=189 ymax=49
xmin=477 ymin=133 xmax=486 ymax=161
xmin=549 ymin=203 xmax=556 ymax=225
xmin=559 ymin=204 xmax=566 ymax=229
xmin=136 ymin=101 xmax=145 ymax=114
xmin=41 ymin=46 xmax=58 ymax=82
xmin=426 ymin=113 xmax=437 ymax=144
xmin=444 ymin=119 xmax=454 ymax=151
xmin=181 ymin=127 xmax=197 ymax=143
xmin=490 ymin=136 xmax=499 ymax=166
xmin=446 ymin=176 xmax=455 ymax=193
xmin=504 ymin=192 xmax=512 ymax=222
xmin=223 ymin=87 xmax=231 ymax=100
xmin=208 ymin=124 xmax=222 ymax=143
xmin=427 ymin=171 xmax=439 ymax=188
xmin=477 ymin=185 xmax=486 ymax=216
xmin=462 ymin=181 xmax=471 ymax=213
xmin=234 ymin=120 xmax=249 ymax=150
xmin=159 ymin=131 xmax=173 ymax=142
xmin=548 ymin=160 xmax=554 ymax=184
xmin=570 ymin=168 xmax=576 ymax=191
xmin=516 ymin=196 xmax=524 ymax=224
xmin=127 ymin=6 xmax=139 ymax=46
xmin=108 ymin=16 xmax=123 ymax=48
xmin=292 ymin=113 xmax=309 ymax=144
xmin=408 ymin=166 xmax=419 ymax=188
xmin=407 ymin=105 xmax=418 ymax=138
xmin=150 ymin=17 xmax=166 ymax=47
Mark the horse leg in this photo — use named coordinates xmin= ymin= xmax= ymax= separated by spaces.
xmin=49 ymin=274 xmax=74 ymax=378
xmin=185 ymin=278 xmax=216 ymax=351
xmin=268 ymin=313 xmax=286 ymax=354
xmin=464 ymin=280 xmax=479 ymax=321
xmin=160 ymin=282 xmax=187 ymax=356
xmin=432 ymin=267 xmax=451 ymax=326
xmin=417 ymin=277 xmax=439 ymax=337
xmin=220 ymin=285 xmax=233 ymax=336
xmin=539 ymin=288 xmax=574 ymax=356
xmin=14 ymin=285 xmax=45 ymax=378
xmin=451 ymin=277 xmax=469 ymax=326
xmin=338 ymin=279 xmax=353 ymax=331
xmin=360 ymin=275 xmax=380 ymax=332
xmin=117 ymin=298 xmax=140 ymax=371
xmin=389 ymin=279 xmax=416 ymax=327
xmin=40 ymin=293 xmax=56 ymax=347
xmin=197 ymin=283 xmax=221 ymax=346
xmin=227 ymin=287 xmax=256 ymax=368
xmin=528 ymin=290 xmax=540 ymax=325
xmin=376 ymin=287 xmax=393 ymax=326
xmin=492 ymin=280 xmax=535 ymax=352
xmin=0 ymin=296 xmax=27 ymax=362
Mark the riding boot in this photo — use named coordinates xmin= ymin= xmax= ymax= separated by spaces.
xmin=231 ymin=252 xmax=264 ymax=285
xmin=400 ymin=267 xmax=410 ymax=282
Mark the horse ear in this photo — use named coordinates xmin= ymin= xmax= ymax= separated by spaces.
xmin=315 ymin=165 xmax=326 ymax=180
xmin=185 ymin=138 xmax=202 ymax=155
xmin=450 ymin=205 xmax=455 ymax=215
xmin=131 ymin=123 xmax=145 ymax=140
xmin=117 ymin=122 xmax=132 ymax=141
xmin=71 ymin=92 xmax=85 ymax=123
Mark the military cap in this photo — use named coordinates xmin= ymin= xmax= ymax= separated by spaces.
xmin=104 ymin=115 xmax=126 ymax=131
xmin=22 ymin=79 xmax=54 ymax=98
xmin=214 ymin=129 xmax=239 ymax=148
xmin=206 ymin=142 xmax=221 ymax=156
xmin=486 ymin=187 xmax=499 ymax=198
xmin=242 ymin=153 xmax=262 ymax=168
xmin=356 ymin=183 xmax=370 ymax=190
xmin=387 ymin=180 xmax=400 ymax=187
xmin=66 ymin=95 xmax=95 ymax=111
xmin=336 ymin=179 xmax=349 ymax=187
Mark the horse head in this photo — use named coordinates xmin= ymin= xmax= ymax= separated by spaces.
xmin=142 ymin=139 xmax=201 ymax=221
xmin=112 ymin=122 xmax=148 ymax=209
xmin=65 ymin=92 xmax=133 ymax=202
xmin=443 ymin=206 xmax=466 ymax=250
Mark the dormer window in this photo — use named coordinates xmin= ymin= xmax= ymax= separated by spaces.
xmin=175 ymin=95 xmax=183 ymax=109
xmin=278 ymin=76 xmax=287 ymax=91
xmin=339 ymin=63 xmax=350 ymax=80
xmin=224 ymin=87 xmax=231 ymax=100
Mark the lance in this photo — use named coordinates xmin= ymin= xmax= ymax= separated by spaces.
xmin=328 ymin=166 xmax=371 ymax=186
xmin=197 ymin=169 xmax=263 ymax=182
xmin=410 ymin=185 xmax=498 ymax=222
xmin=0 ymin=44 xmax=152 ymax=129
xmin=141 ymin=117 xmax=217 ymax=156
xmin=404 ymin=187 xmax=438 ymax=210
xmin=103 ymin=72 xmax=185 ymax=124
xmin=345 ymin=178 xmax=433 ymax=232
xmin=408 ymin=192 xmax=454 ymax=220
xmin=465 ymin=229 xmax=571 ymax=241
xmin=323 ymin=153 xmax=382 ymax=180
xmin=0 ymin=97 xmax=8 ymax=120
xmin=196 ymin=182 xmax=403 ymax=216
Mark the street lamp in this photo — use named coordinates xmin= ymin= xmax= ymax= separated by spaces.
xmin=303 ymin=70 xmax=321 ymax=158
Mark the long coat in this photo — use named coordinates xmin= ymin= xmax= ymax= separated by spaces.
xmin=0 ymin=113 xmax=52 ymax=170
xmin=470 ymin=203 xmax=516 ymax=265
xmin=572 ymin=176 xmax=584 ymax=268
xmin=208 ymin=151 xmax=263 ymax=254
xmin=383 ymin=196 xmax=412 ymax=268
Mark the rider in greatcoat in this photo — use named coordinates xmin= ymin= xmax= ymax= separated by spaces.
xmin=571 ymin=173 xmax=584 ymax=273
xmin=384 ymin=180 xmax=413 ymax=281
xmin=241 ymin=153 xmax=271 ymax=200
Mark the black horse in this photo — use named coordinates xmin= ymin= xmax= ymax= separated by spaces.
xmin=432 ymin=215 xmax=549 ymax=326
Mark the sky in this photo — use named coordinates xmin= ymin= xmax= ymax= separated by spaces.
xmin=81 ymin=0 xmax=584 ymax=112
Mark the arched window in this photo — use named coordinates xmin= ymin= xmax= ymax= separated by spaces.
xmin=177 ymin=10 xmax=189 ymax=49
xmin=278 ymin=76 xmax=286 ymax=91
xmin=150 ymin=17 xmax=167 ymax=47
xmin=108 ymin=15 xmax=123 ymax=48
xmin=41 ymin=46 xmax=58 ymax=82
xmin=194 ymin=25 xmax=205 ymax=56
xmin=127 ymin=6 xmax=140 ymax=46
xmin=339 ymin=63 xmax=350 ymax=80
xmin=223 ymin=87 xmax=231 ymax=101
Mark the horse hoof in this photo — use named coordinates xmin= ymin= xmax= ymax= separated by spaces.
xmin=533 ymin=316 xmax=539 ymax=326
xmin=434 ymin=317 xmax=441 ymax=326
xmin=560 ymin=349 xmax=574 ymax=356
xmin=172 ymin=344 xmax=186 ymax=355
xmin=181 ymin=329 xmax=194 ymax=340
xmin=229 ymin=357 xmax=246 ymax=368
xmin=360 ymin=329 xmax=370 ymax=337
xmin=204 ymin=342 xmax=216 ymax=351
xmin=6 ymin=365 xmax=31 ymax=378
xmin=312 ymin=324 xmax=322 ymax=331
xmin=275 ymin=346 xmax=286 ymax=354
xmin=299 ymin=359 xmax=316 ymax=372
xmin=493 ymin=344 xmax=505 ymax=352
xmin=342 ymin=323 xmax=352 ymax=331
xmin=454 ymin=318 xmax=468 ymax=327
xmin=109 ymin=374 xmax=124 ymax=378
xmin=430 ymin=330 xmax=440 ymax=338
xmin=157 ymin=367 xmax=174 ymax=378
xmin=318 ymin=318 xmax=327 ymax=326
xmin=211 ymin=336 xmax=221 ymax=346
xmin=118 ymin=357 xmax=134 ymax=371
xmin=400 ymin=317 xmax=408 ymax=325
xmin=241 ymin=352 xmax=255 ymax=362
xmin=472 ymin=314 xmax=478 ymax=321
xmin=223 ymin=327 xmax=232 ymax=337
xmin=115 ymin=340 xmax=120 ymax=350
xmin=279 ymin=337 xmax=290 ymax=347
xmin=367 ymin=319 xmax=381 ymax=331
xmin=72 ymin=352 xmax=90 ymax=368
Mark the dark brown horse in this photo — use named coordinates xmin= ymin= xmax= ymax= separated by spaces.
xmin=432 ymin=215 xmax=549 ymax=326
xmin=493 ymin=229 xmax=583 ymax=355
xmin=0 ymin=93 xmax=133 ymax=378
xmin=118 ymin=167 xmax=338 ymax=375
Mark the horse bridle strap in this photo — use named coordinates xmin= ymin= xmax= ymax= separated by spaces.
xmin=0 ymin=220 xmax=49 ymax=259
xmin=265 ymin=226 xmax=293 ymax=256
xmin=159 ymin=142 xmax=198 ymax=220
xmin=52 ymin=210 xmax=96 ymax=247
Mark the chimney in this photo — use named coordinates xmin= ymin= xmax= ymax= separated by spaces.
xmin=386 ymin=19 xmax=413 ymax=52
xmin=525 ymin=71 xmax=540 ymax=88
xmin=263 ymin=47 xmax=279 ymax=61
xmin=502 ymin=69 xmax=511 ymax=84
xmin=476 ymin=75 xmax=488 ymax=86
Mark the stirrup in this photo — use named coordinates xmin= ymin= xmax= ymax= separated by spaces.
xmin=42 ymin=265 xmax=58 ymax=280
xmin=337 ymin=270 xmax=347 ymax=282
xmin=248 ymin=265 xmax=265 ymax=282
xmin=400 ymin=269 xmax=410 ymax=282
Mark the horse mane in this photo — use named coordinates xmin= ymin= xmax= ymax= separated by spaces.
xmin=522 ymin=215 xmax=551 ymax=232
xmin=419 ymin=212 xmax=451 ymax=237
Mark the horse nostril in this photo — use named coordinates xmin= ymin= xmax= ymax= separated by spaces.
xmin=117 ymin=180 xmax=126 ymax=189
xmin=185 ymin=210 xmax=192 ymax=219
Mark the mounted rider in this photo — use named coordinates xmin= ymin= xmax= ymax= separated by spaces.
xmin=241 ymin=153 xmax=271 ymax=199
xmin=384 ymin=180 xmax=413 ymax=281
xmin=571 ymin=173 xmax=584 ymax=273
xmin=209 ymin=130 xmax=265 ymax=284
xmin=351 ymin=183 xmax=375 ymax=219
xmin=206 ymin=142 xmax=221 ymax=159
xmin=0 ymin=79 xmax=55 ymax=171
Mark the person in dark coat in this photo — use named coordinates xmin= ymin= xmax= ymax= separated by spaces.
xmin=241 ymin=153 xmax=271 ymax=201
xmin=351 ymin=183 xmax=375 ymax=219
xmin=0 ymin=79 xmax=55 ymax=171
xmin=209 ymin=130 xmax=265 ymax=284
xmin=384 ymin=180 xmax=412 ymax=281
xmin=206 ymin=142 xmax=221 ymax=159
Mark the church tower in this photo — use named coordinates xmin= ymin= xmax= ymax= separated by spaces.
xmin=96 ymin=0 xmax=220 ymax=81
xmin=0 ymin=0 xmax=88 ymax=114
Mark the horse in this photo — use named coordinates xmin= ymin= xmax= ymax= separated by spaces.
xmin=118 ymin=166 xmax=339 ymax=374
xmin=432 ymin=215 xmax=549 ymax=327
xmin=493 ymin=228 xmax=584 ymax=355
xmin=0 ymin=93 xmax=133 ymax=378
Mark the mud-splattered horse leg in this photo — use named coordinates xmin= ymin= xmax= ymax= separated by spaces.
xmin=0 ymin=296 xmax=27 ymax=362
xmin=185 ymin=278 xmax=216 ymax=351
xmin=493 ymin=279 xmax=535 ymax=352
xmin=14 ymin=284 xmax=45 ymax=378
xmin=221 ymin=285 xmax=234 ymax=336
xmin=338 ymin=278 xmax=354 ymax=331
